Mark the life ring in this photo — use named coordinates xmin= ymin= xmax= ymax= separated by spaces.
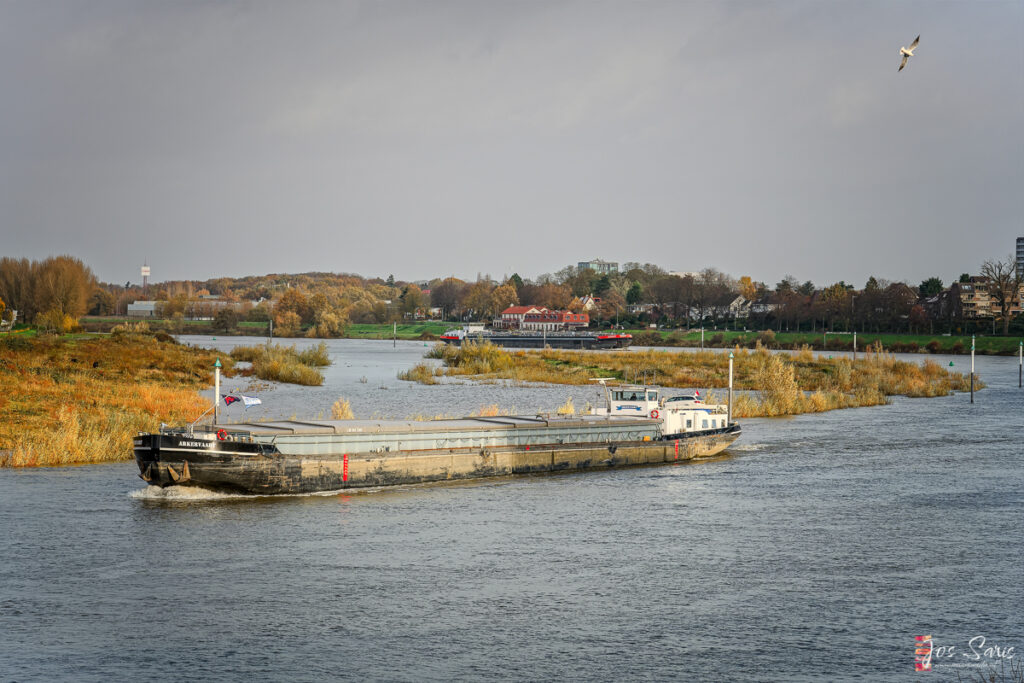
xmin=650 ymin=410 xmax=660 ymax=419
xmin=216 ymin=429 xmax=227 ymax=441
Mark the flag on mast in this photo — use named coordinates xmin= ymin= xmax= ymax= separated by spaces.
xmin=241 ymin=395 xmax=262 ymax=408
xmin=222 ymin=395 xmax=240 ymax=406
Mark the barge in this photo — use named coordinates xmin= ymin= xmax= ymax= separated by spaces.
xmin=134 ymin=385 xmax=739 ymax=495
xmin=440 ymin=328 xmax=632 ymax=349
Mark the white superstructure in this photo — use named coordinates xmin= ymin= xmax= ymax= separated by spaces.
xmin=591 ymin=383 xmax=732 ymax=437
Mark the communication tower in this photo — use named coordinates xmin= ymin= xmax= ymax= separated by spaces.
xmin=141 ymin=263 xmax=150 ymax=293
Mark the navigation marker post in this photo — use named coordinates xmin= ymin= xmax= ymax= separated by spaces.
xmin=214 ymin=358 xmax=222 ymax=421
xmin=728 ymin=351 xmax=734 ymax=426
xmin=970 ymin=336 xmax=975 ymax=404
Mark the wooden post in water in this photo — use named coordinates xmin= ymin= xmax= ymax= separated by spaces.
xmin=1018 ymin=341 xmax=1022 ymax=388
xmin=393 ymin=321 xmax=396 ymax=348
xmin=970 ymin=336 xmax=975 ymax=404
xmin=728 ymin=351 xmax=734 ymax=426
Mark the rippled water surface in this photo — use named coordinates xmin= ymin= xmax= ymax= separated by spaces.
xmin=1 ymin=338 xmax=1021 ymax=682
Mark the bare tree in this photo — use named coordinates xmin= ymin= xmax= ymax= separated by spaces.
xmin=980 ymin=254 xmax=1023 ymax=334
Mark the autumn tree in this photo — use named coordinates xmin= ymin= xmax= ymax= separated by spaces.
xmin=980 ymin=254 xmax=1023 ymax=334
xmin=0 ymin=257 xmax=35 ymax=321
xmin=33 ymin=256 xmax=96 ymax=321
xmin=820 ymin=283 xmax=850 ymax=331
xmin=213 ymin=308 xmax=239 ymax=333
xmin=535 ymin=282 xmax=572 ymax=310
xmin=489 ymin=283 xmax=519 ymax=317
xmin=308 ymin=307 xmax=349 ymax=337
xmin=738 ymin=276 xmax=757 ymax=300
xmin=273 ymin=311 xmax=302 ymax=337
xmin=400 ymin=284 xmax=426 ymax=315
xmin=598 ymin=289 xmax=626 ymax=325
xmin=275 ymin=288 xmax=313 ymax=324
xmin=87 ymin=289 xmax=116 ymax=316
xmin=460 ymin=281 xmax=493 ymax=321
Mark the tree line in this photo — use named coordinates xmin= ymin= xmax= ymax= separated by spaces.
xmin=0 ymin=256 xmax=97 ymax=332
xmin=1 ymin=253 xmax=1021 ymax=336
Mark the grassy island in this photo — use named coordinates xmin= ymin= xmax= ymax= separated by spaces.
xmin=401 ymin=342 xmax=978 ymax=418
xmin=229 ymin=341 xmax=330 ymax=386
xmin=0 ymin=326 xmax=234 ymax=467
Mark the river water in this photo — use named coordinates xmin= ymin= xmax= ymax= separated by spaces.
xmin=1 ymin=337 xmax=1021 ymax=682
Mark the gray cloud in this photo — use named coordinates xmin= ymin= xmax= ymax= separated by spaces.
xmin=2 ymin=0 xmax=1021 ymax=288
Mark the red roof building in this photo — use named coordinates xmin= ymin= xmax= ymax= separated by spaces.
xmin=522 ymin=310 xmax=589 ymax=331
xmin=494 ymin=305 xmax=547 ymax=329
xmin=495 ymin=305 xmax=589 ymax=331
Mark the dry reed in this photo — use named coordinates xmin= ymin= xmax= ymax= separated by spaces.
xmin=1 ymin=335 xmax=224 ymax=467
xmin=331 ymin=398 xmax=355 ymax=420
xmin=230 ymin=342 xmax=326 ymax=386
xmin=405 ymin=342 xmax=981 ymax=419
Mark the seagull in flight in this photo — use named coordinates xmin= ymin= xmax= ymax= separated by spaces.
xmin=898 ymin=35 xmax=920 ymax=72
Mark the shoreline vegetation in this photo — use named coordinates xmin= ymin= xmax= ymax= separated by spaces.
xmin=0 ymin=324 xmax=234 ymax=468
xmin=73 ymin=317 xmax=1023 ymax=355
xmin=399 ymin=342 xmax=980 ymax=419
xmin=0 ymin=332 xmax=338 ymax=468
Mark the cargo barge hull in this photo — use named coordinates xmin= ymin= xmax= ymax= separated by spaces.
xmin=135 ymin=417 xmax=739 ymax=495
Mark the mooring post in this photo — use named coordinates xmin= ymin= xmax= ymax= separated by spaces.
xmin=393 ymin=321 xmax=397 ymax=348
xmin=970 ymin=336 xmax=975 ymax=404
xmin=853 ymin=331 xmax=857 ymax=361
xmin=1018 ymin=340 xmax=1022 ymax=388
xmin=728 ymin=351 xmax=734 ymax=426
xmin=214 ymin=358 xmax=222 ymax=422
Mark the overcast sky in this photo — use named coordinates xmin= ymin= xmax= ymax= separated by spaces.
xmin=2 ymin=1 xmax=1022 ymax=288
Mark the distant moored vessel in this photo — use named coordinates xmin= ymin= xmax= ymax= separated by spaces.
xmin=440 ymin=326 xmax=632 ymax=349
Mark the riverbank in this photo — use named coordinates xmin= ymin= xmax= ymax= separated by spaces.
xmin=0 ymin=328 xmax=234 ymax=467
xmin=75 ymin=318 xmax=1023 ymax=354
xmin=79 ymin=317 xmax=449 ymax=340
xmin=619 ymin=328 xmax=1021 ymax=355
xmin=403 ymin=342 xmax=978 ymax=418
